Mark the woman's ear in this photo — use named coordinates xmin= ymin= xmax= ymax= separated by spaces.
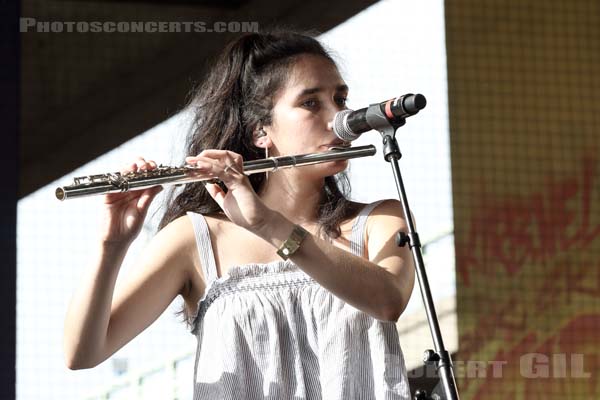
xmin=252 ymin=127 xmax=272 ymax=149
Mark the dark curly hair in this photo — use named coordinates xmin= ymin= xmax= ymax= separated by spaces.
xmin=158 ymin=30 xmax=356 ymax=239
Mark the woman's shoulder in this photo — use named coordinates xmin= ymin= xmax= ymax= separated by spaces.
xmin=362 ymin=199 xmax=408 ymax=235
xmin=348 ymin=199 xmax=406 ymax=232
xmin=182 ymin=210 xmax=226 ymax=223
xmin=184 ymin=210 xmax=232 ymax=237
xmin=157 ymin=214 xmax=198 ymax=247
xmin=339 ymin=200 xmax=375 ymax=232
xmin=369 ymin=199 xmax=405 ymax=216
xmin=347 ymin=199 xmax=403 ymax=217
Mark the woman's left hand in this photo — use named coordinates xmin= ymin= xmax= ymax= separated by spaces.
xmin=185 ymin=150 xmax=269 ymax=231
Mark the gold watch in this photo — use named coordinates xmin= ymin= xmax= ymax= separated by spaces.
xmin=276 ymin=225 xmax=308 ymax=260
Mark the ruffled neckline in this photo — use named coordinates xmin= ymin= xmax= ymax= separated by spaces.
xmin=223 ymin=259 xmax=298 ymax=279
xmin=190 ymin=259 xmax=305 ymax=333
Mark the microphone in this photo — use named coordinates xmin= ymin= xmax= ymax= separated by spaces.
xmin=333 ymin=93 xmax=426 ymax=141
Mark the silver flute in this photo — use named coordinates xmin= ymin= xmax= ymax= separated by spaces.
xmin=55 ymin=145 xmax=376 ymax=200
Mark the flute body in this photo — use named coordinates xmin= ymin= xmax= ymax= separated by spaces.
xmin=55 ymin=145 xmax=376 ymax=200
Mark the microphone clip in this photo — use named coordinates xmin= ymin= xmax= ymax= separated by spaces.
xmin=365 ymin=103 xmax=403 ymax=162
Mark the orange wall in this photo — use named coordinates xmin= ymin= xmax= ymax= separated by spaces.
xmin=446 ymin=1 xmax=600 ymax=398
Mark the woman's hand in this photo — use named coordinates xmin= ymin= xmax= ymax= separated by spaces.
xmin=185 ymin=150 xmax=269 ymax=231
xmin=100 ymin=157 xmax=163 ymax=245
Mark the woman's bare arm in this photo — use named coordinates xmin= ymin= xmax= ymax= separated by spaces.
xmin=254 ymin=199 xmax=416 ymax=322
xmin=63 ymin=215 xmax=199 ymax=369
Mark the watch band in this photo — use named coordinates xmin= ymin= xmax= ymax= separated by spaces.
xmin=276 ymin=224 xmax=308 ymax=260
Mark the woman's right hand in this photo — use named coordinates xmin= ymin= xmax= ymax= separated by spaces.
xmin=99 ymin=157 xmax=164 ymax=245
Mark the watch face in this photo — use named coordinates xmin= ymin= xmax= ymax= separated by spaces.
xmin=277 ymin=225 xmax=308 ymax=259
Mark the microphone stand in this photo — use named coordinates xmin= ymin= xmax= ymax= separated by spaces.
xmin=364 ymin=103 xmax=460 ymax=400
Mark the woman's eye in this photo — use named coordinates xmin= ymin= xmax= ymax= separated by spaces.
xmin=302 ymin=99 xmax=318 ymax=108
xmin=335 ymin=97 xmax=348 ymax=106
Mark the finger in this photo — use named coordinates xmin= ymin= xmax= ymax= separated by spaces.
xmin=216 ymin=162 xmax=244 ymax=186
xmin=224 ymin=151 xmax=244 ymax=172
xmin=198 ymin=150 xmax=243 ymax=167
xmin=185 ymin=150 xmax=221 ymax=164
xmin=196 ymin=149 xmax=226 ymax=157
xmin=135 ymin=156 xmax=149 ymax=171
xmin=120 ymin=162 xmax=138 ymax=175
xmin=188 ymin=151 xmax=243 ymax=169
xmin=209 ymin=150 xmax=242 ymax=163
xmin=208 ymin=151 xmax=244 ymax=176
xmin=188 ymin=159 xmax=218 ymax=178
xmin=190 ymin=155 xmax=245 ymax=187
xmin=205 ymin=182 xmax=225 ymax=209
xmin=137 ymin=185 xmax=163 ymax=211
xmin=190 ymin=158 xmax=228 ymax=176
xmin=190 ymin=157 xmax=214 ymax=168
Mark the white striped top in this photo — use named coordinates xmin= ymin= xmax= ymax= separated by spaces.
xmin=186 ymin=201 xmax=410 ymax=399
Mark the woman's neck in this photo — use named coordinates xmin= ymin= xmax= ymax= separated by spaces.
xmin=258 ymin=172 xmax=324 ymax=225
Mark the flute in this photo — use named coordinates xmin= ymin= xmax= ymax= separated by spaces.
xmin=55 ymin=145 xmax=376 ymax=201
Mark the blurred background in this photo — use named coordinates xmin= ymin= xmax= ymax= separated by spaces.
xmin=15 ymin=0 xmax=598 ymax=399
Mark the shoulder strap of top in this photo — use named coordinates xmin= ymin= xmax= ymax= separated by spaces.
xmin=350 ymin=200 xmax=386 ymax=258
xmin=186 ymin=212 xmax=219 ymax=283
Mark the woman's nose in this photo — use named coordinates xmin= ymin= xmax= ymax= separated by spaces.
xmin=325 ymin=104 xmax=344 ymax=131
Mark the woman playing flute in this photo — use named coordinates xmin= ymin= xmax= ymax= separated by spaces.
xmin=64 ymin=30 xmax=415 ymax=399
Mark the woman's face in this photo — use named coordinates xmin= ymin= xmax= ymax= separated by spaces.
xmin=265 ymin=54 xmax=350 ymax=177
